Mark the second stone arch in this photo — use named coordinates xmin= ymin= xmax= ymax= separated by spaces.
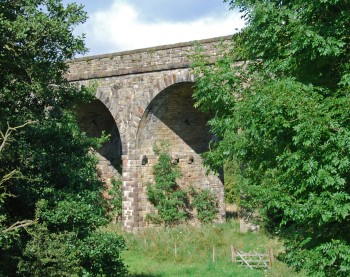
xmin=135 ymin=81 xmax=225 ymax=227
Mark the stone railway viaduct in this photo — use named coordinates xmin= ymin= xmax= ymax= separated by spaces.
xmin=67 ymin=36 xmax=231 ymax=231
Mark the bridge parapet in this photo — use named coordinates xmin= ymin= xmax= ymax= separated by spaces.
xmin=67 ymin=35 xmax=232 ymax=81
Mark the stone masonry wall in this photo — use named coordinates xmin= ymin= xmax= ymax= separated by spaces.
xmin=136 ymin=82 xmax=225 ymax=226
xmin=67 ymin=36 xmax=231 ymax=82
xmin=68 ymin=36 xmax=231 ymax=231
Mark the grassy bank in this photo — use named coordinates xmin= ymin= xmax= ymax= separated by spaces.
xmin=110 ymin=220 xmax=305 ymax=276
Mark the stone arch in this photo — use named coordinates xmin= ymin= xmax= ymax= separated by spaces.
xmin=136 ymin=81 xmax=212 ymax=152
xmin=75 ymin=99 xmax=122 ymax=178
xmin=127 ymin=70 xmax=196 ymax=154
xmin=134 ymin=81 xmax=225 ymax=227
xmin=146 ymin=71 xmax=196 ymax=115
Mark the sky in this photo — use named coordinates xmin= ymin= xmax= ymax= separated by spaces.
xmin=62 ymin=0 xmax=245 ymax=56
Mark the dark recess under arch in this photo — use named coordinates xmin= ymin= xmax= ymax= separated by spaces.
xmin=75 ymin=99 xmax=122 ymax=174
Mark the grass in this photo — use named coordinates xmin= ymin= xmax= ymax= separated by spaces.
xmin=108 ymin=220 xmax=305 ymax=277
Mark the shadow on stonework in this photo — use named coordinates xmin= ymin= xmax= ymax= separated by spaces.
xmin=75 ymin=99 xmax=122 ymax=175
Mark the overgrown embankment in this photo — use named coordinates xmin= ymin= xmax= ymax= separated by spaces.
xmin=108 ymin=220 xmax=305 ymax=276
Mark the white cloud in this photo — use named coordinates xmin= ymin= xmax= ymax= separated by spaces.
xmin=78 ymin=1 xmax=244 ymax=56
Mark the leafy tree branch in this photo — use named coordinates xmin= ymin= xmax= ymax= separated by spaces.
xmin=0 ymin=1 xmax=126 ymax=275
xmin=0 ymin=121 xmax=35 ymax=153
xmin=192 ymin=0 xmax=350 ymax=275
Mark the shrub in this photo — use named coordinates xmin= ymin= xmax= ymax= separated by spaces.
xmin=146 ymin=142 xmax=189 ymax=226
xmin=190 ymin=187 xmax=218 ymax=224
xmin=109 ymin=178 xmax=123 ymax=221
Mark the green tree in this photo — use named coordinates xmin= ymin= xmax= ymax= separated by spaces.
xmin=192 ymin=0 xmax=350 ymax=275
xmin=146 ymin=142 xmax=189 ymax=226
xmin=0 ymin=1 xmax=126 ymax=275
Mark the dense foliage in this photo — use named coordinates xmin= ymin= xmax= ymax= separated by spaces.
xmin=192 ymin=0 xmax=350 ymax=275
xmin=146 ymin=142 xmax=189 ymax=225
xmin=190 ymin=187 xmax=218 ymax=224
xmin=223 ymin=160 xmax=241 ymax=204
xmin=109 ymin=177 xmax=123 ymax=222
xmin=0 ymin=1 xmax=126 ymax=275
xmin=146 ymin=142 xmax=220 ymax=225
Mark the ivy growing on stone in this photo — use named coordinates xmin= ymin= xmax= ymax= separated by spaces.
xmin=146 ymin=141 xmax=220 ymax=226
xmin=146 ymin=141 xmax=190 ymax=226
xmin=109 ymin=178 xmax=123 ymax=222
xmin=190 ymin=186 xmax=218 ymax=224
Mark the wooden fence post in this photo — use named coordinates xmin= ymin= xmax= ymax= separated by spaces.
xmin=231 ymin=245 xmax=236 ymax=263
xmin=212 ymin=246 xmax=215 ymax=263
xmin=269 ymin=249 xmax=273 ymax=268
